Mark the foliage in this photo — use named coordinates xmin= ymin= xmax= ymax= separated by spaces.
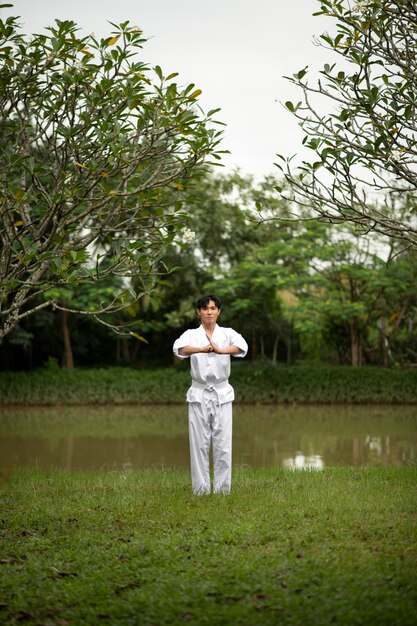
xmin=0 ymin=467 xmax=416 ymax=625
xmin=226 ymin=178 xmax=417 ymax=367
xmin=233 ymin=361 xmax=417 ymax=404
xmin=0 ymin=12 xmax=224 ymax=338
xmin=108 ymin=171 xmax=268 ymax=345
xmin=381 ymin=251 xmax=417 ymax=363
xmin=1 ymin=363 xmax=417 ymax=405
xmin=275 ymin=0 xmax=417 ymax=248
xmin=161 ymin=171 xmax=265 ymax=324
xmin=287 ymin=227 xmax=389 ymax=365
xmin=0 ymin=365 xmax=189 ymax=405
xmin=2 ymin=169 xmax=417 ymax=369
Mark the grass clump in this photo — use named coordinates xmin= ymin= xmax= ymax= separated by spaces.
xmin=233 ymin=362 xmax=417 ymax=404
xmin=1 ymin=363 xmax=417 ymax=406
xmin=0 ymin=367 xmax=189 ymax=406
xmin=1 ymin=467 xmax=416 ymax=625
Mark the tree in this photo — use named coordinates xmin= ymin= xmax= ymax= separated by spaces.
xmin=147 ymin=171 xmax=266 ymax=333
xmin=4 ymin=168 xmax=417 ymax=370
xmin=207 ymin=258 xmax=285 ymax=363
xmin=275 ymin=0 xmax=417 ymax=248
xmin=0 ymin=11 xmax=223 ymax=338
xmin=292 ymin=238 xmax=388 ymax=366
xmin=373 ymin=250 xmax=417 ymax=365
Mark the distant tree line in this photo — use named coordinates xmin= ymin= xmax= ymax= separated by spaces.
xmin=2 ymin=170 xmax=417 ymax=370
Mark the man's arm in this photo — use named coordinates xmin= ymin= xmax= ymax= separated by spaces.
xmin=178 ymin=344 xmax=213 ymax=356
xmin=207 ymin=339 xmax=244 ymax=355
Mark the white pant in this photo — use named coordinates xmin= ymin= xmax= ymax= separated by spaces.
xmin=188 ymin=394 xmax=233 ymax=495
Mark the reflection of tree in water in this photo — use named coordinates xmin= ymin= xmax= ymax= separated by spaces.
xmin=64 ymin=436 xmax=74 ymax=470
xmin=234 ymin=406 xmax=417 ymax=469
xmin=282 ymin=453 xmax=324 ymax=470
xmin=362 ymin=435 xmax=413 ymax=467
xmin=1 ymin=405 xmax=416 ymax=471
xmin=366 ymin=436 xmax=384 ymax=461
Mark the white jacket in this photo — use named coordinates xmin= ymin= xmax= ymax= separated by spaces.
xmin=173 ymin=324 xmax=248 ymax=404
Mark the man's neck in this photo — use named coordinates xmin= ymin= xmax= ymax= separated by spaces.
xmin=202 ymin=321 xmax=216 ymax=333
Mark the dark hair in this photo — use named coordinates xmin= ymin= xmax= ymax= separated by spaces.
xmin=196 ymin=294 xmax=222 ymax=310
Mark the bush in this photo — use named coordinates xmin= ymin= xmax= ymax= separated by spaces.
xmin=0 ymin=363 xmax=416 ymax=406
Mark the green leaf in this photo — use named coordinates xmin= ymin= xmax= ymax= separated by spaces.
xmin=130 ymin=332 xmax=149 ymax=344
xmin=188 ymin=89 xmax=202 ymax=100
xmin=320 ymin=34 xmax=334 ymax=47
xmin=370 ymin=85 xmax=379 ymax=103
xmin=106 ymin=35 xmax=120 ymax=46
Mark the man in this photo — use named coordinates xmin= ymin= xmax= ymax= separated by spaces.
xmin=173 ymin=294 xmax=248 ymax=495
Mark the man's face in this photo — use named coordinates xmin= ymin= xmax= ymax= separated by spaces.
xmin=197 ymin=300 xmax=221 ymax=325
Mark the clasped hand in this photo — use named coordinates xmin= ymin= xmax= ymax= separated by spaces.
xmin=203 ymin=336 xmax=222 ymax=354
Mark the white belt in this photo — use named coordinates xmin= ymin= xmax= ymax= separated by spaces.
xmin=191 ymin=379 xmax=229 ymax=392
xmin=191 ymin=379 xmax=229 ymax=425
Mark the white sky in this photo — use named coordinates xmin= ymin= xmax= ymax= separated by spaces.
xmin=3 ymin=0 xmax=333 ymax=178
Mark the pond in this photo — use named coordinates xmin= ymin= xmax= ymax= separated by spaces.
xmin=0 ymin=404 xmax=416 ymax=480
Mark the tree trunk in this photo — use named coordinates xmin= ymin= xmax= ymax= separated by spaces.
xmin=272 ymin=334 xmax=279 ymax=365
xmin=260 ymin=335 xmax=265 ymax=358
xmin=379 ymin=317 xmax=391 ymax=367
xmin=349 ymin=322 xmax=362 ymax=367
xmin=287 ymin=322 xmax=292 ymax=366
xmin=61 ymin=308 xmax=74 ymax=369
xmin=121 ymin=337 xmax=131 ymax=362
xmin=251 ymin=334 xmax=257 ymax=361
xmin=131 ymin=340 xmax=140 ymax=361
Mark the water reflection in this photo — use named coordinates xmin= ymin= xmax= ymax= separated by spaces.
xmin=0 ymin=404 xmax=416 ymax=476
xmin=282 ymin=453 xmax=324 ymax=471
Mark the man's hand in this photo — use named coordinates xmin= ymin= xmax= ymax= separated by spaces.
xmin=208 ymin=339 xmax=222 ymax=354
xmin=178 ymin=344 xmax=213 ymax=356
xmin=206 ymin=336 xmax=243 ymax=355
xmin=178 ymin=342 xmax=243 ymax=356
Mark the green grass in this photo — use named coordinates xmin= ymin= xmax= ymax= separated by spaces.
xmin=1 ymin=467 xmax=416 ymax=625
xmin=1 ymin=363 xmax=417 ymax=405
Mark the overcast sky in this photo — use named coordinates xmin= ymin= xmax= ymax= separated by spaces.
xmin=4 ymin=0 xmax=333 ymax=178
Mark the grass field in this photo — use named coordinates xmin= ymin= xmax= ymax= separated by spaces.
xmin=1 ymin=467 xmax=416 ymax=625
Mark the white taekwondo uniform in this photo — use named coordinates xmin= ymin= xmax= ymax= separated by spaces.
xmin=173 ymin=324 xmax=248 ymax=495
